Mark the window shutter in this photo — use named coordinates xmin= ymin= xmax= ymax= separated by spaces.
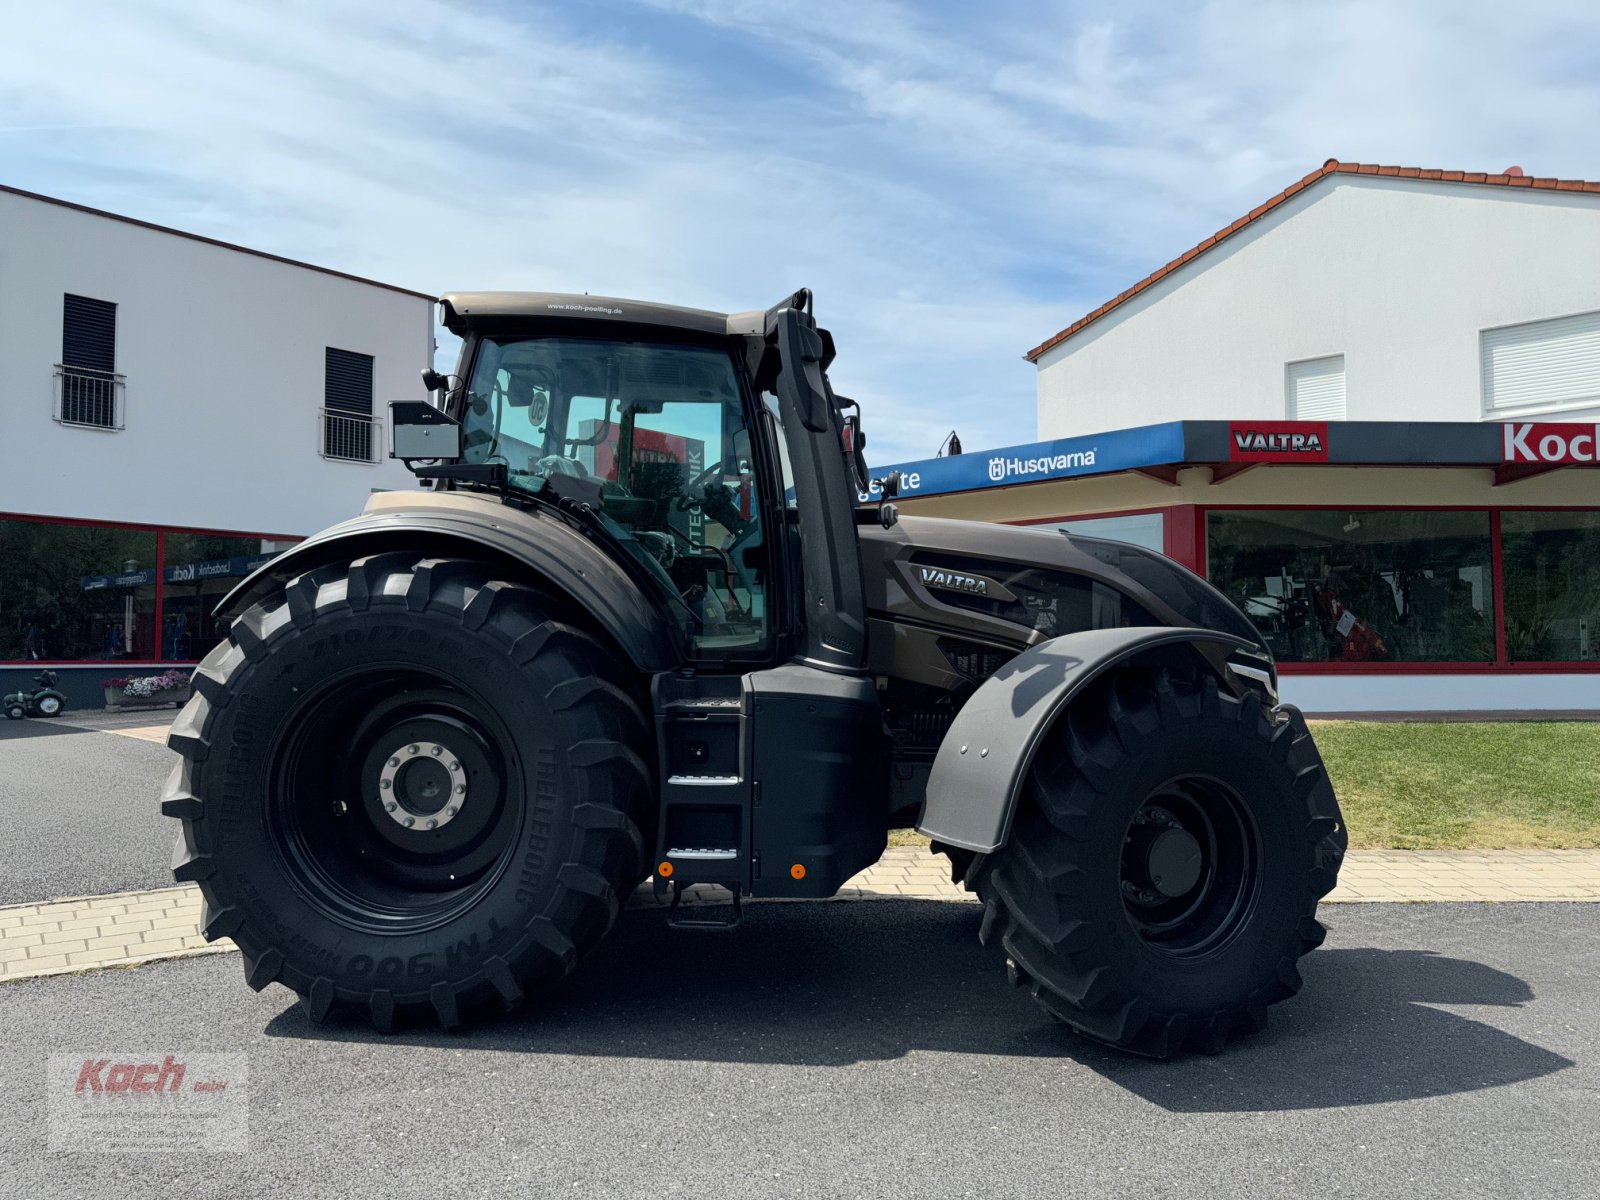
xmin=1286 ymin=355 xmax=1346 ymax=420
xmin=324 ymin=347 xmax=374 ymax=414
xmin=62 ymin=295 xmax=116 ymax=372
xmin=1482 ymin=311 xmax=1600 ymax=415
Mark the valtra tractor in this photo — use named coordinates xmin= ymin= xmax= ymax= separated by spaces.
xmin=164 ymin=289 xmax=1345 ymax=1056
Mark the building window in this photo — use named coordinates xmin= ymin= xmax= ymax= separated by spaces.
xmin=322 ymin=347 xmax=377 ymax=462
xmin=1031 ymin=512 xmax=1166 ymax=554
xmin=1285 ymin=355 xmax=1346 ymax=420
xmin=0 ymin=516 xmax=300 ymax=664
xmin=161 ymin=532 xmax=295 ymax=662
xmin=1501 ymin=511 xmax=1600 ymax=662
xmin=1207 ymin=510 xmax=1495 ymax=663
xmin=55 ymin=294 xmax=124 ymax=429
xmin=1482 ymin=310 xmax=1600 ymax=417
xmin=0 ymin=518 xmax=157 ymax=660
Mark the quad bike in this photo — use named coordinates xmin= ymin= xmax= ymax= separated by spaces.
xmin=5 ymin=669 xmax=67 ymax=720
xmin=164 ymin=289 xmax=1345 ymax=1056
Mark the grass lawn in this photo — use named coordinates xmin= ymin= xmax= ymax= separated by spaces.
xmin=1312 ymin=720 xmax=1600 ymax=849
xmin=887 ymin=721 xmax=1600 ymax=851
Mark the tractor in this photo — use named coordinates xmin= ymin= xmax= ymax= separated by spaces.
xmin=164 ymin=289 xmax=1345 ymax=1056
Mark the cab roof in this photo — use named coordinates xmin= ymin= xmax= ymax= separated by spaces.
xmin=439 ymin=291 xmax=759 ymax=339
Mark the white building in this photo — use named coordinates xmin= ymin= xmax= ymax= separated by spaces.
xmin=0 ymin=184 xmax=433 ymax=702
xmin=880 ymin=162 xmax=1600 ymax=714
xmin=1031 ymin=160 xmax=1600 ymax=437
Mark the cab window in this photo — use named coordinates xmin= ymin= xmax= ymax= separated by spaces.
xmin=461 ymin=336 xmax=769 ymax=656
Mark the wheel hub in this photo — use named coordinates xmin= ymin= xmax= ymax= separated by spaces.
xmin=377 ymin=740 xmax=469 ymax=831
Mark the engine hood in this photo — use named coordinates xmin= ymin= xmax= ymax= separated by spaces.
xmin=857 ymin=514 xmax=1268 ymax=656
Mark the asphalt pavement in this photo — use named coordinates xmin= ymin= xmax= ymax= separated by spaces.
xmin=0 ymin=718 xmax=174 ymax=904
xmin=3 ymin=899 xmax=1593 ymax=1199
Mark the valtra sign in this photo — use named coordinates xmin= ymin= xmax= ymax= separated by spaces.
xmin=1228 ymin=421 xmax=1330 ymax=463
xmin=1502 ymin=422 xmax=1600 ymax=464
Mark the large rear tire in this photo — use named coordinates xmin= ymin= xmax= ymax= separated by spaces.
xmin=163 ymin=554 xmax=652 ymax=1031
xmin=965 ymin=661 xmax=1345 ymax=1057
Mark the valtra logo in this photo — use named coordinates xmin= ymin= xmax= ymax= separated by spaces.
xmin=1503 ymin=422 xmax=1600 ymax=464
xmin=1228 ymin=421 xmax=1330 ymax=463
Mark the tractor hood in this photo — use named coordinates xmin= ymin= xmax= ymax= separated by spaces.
xmin=857 ymin=514 xmax=1268 ymax=658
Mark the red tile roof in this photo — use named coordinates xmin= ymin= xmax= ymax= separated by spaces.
xmin=1024 ymin=159 xmax=1600 ymax=362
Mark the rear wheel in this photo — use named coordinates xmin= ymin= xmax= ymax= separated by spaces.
xmin=163 ymin=554 xmax=652 ymax=1031
xmin=36 ymin=695 xmax=62 ymax=717
xmin=965 ymin=662 xmax=1345 ymax=1057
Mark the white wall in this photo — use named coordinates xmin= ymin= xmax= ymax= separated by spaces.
xmin=1035 ymin=177 xmax=1600 ymax=439
xmin=0 ymin=190 xmax=430 ymax=536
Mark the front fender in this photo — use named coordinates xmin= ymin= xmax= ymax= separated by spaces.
xmin=216 ymin=491 xmax=678 ymax=673
xmin=917 ymin=626 xmax=1270 ymax=853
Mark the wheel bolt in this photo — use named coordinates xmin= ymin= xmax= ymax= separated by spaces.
xmin=430 ymin=745 xmax=442 ymax=756
xmin=448 ymin=761 xmax=460 ymax=772
xmin=445 ymin=806 xmax=457 ymax=817
xmin=388 ymin=756 xmax=400 ymax=767
xmin=408 ymin=744 xmax=419 ymax=755
xmin=380 ymin=779 xmax=391 ymax=790
xmin=427 ymin=819 xmax=438 ymax=829
xmin=455 ymin=784 xmax=465 ymax=794
xmin=404 ymin=817 xmax=415 ymax=828
xmin=385 ymin=802 xmax=397 ymax=812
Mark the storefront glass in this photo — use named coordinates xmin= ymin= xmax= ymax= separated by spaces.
xmin=1035 ymin=511 xmax=1165 ymax=554
xmin=1501 ymin=511 xmax=1600 ymax=662
xmin=1207 ymin=510 xmax=1495 ymax=663
xmin=0 ymin=518 xmax=159 ymax=660
xmin=162 ymin=533 xmax=293 ymax=662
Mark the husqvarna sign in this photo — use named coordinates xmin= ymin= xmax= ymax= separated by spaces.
xmin=863 ymin=422 xmax=1185 ymax=501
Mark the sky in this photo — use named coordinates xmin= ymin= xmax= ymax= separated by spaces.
xmin=4 ymin=0 xmax=1600 ymax=465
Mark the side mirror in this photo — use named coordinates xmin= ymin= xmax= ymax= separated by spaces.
xmin=420 ymin=368 xmax=449 ymax=393
xmin=390 ymin=401 xmax=462 ymax=461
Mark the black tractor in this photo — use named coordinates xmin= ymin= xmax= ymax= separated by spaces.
xmin=165 ymin=290 xmax=1344 ymax=1056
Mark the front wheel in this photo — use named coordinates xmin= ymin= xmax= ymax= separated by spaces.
xmin=163 ymin=554 xmax=652 ymax=1031
xmin=5 ymin=703 xmax=23 ymax=721
xmin=966 ymin=662 xmax=1345 ymax=1057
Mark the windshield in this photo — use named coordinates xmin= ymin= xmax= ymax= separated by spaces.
xmin=461 ymin=336 xmax=771 ymax=655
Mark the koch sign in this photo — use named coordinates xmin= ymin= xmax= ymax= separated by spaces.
xmin=861 ymin=422 xmax=1185 ymax=501
xmin=1502 ymin=422 xmax=1600 ymax=464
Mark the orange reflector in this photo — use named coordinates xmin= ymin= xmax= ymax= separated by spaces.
xmin=790 ymin=863 xmax=806 ymax=880
xmin=658 ymin=861 xmax=674 ymax=878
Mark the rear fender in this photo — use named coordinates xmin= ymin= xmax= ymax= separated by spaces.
xmin=215 ymin=493 xmax=678 ymax=673
xmin=917 ymin=627 xmax=1272 ymax=853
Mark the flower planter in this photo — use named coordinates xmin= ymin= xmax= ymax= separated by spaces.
xmin=103 ymin=684 xmax=190 ymax=712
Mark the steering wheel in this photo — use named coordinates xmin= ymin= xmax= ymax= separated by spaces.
xmin=673 ymin=461 xmax=726 ymax=512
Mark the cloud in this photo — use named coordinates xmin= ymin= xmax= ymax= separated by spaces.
xmin=4 ymin=0 xmax=1600 ymax=464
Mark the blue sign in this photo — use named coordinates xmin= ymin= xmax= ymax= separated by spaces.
xmin=81 ymin=553 xmax=280 ymax=592
xmin=861 ymin=422 xmax=1186 ymax=501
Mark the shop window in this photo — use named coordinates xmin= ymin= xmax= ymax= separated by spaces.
xmin=0 ymin=518 xmax=157 ymax=660
xmin=1035 ymin=512 xmax=1166 ymax=554
xmin=1207 ymin=510 xmax=1494 ymax=663
xmin=56 ymin=294 xmax=123 ymax=429
xmin=323 ymin=347 xmax=376 ymax=462
xmin=1286 ymin=355 xmax=1346 ymax=420
xmin=1482 ymin=311 xmax=1600 ymax=417
xmin=162 ymin=533 xmax=292 ymax=662
xmin=1502 ymin=511 xmax=1600 ymax=662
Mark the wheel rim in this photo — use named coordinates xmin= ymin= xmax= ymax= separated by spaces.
xmin=267 ymin=667 xmax=525 ymax=935
xmin=38 ymin=697 xmax=61 ymax=715
xmin=1119 ymin=775 xmax=1260 ymax=961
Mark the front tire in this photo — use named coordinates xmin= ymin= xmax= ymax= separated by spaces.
xmin=163 ymin=554 xmax=652 ymax=1031
xmin=965 ymin=662 xmax=1345 ymax=1057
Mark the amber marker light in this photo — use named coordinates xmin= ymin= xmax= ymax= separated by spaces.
xmin=658 ymin=861 xmax=674 ymax=878
xmin=790 ymin=863 xmax=807 ymax=880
